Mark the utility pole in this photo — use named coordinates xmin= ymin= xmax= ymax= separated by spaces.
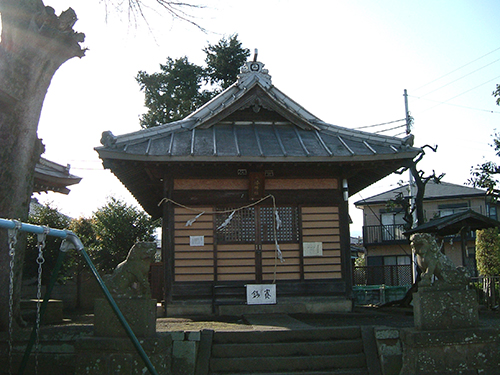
xmin=404 ymin=89 xmax=412 ymax=136
xmin=404 ymin=90 xmax=416 ymax=227
xmin=404 ymin=89 xmax=418 ymax=283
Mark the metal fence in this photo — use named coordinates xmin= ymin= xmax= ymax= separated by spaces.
xmin=353 ymin=265 xmax=413 ymax=287
xmin=470 ymin=276 xmax=500 ymax=309
xmin=362 ymin=224 xmax=407 ymax=245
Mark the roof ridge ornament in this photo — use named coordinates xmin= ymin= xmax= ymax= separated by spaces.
xmin=238 ymin=48 xmax=272 ymax=88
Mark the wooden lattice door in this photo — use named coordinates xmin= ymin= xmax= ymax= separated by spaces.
xmin=215 ymin=206 xmax=300 ymax=282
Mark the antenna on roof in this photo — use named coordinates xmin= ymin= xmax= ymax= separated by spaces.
xmin=253 ymin=48 xmax=258 ymax=62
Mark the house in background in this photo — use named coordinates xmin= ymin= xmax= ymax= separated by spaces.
xmin=354 ymin=180 xmax=499 ymax=285
xmin=96 ymin=57 xmax=421 ymax=315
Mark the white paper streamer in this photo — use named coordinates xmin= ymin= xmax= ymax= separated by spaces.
xmin=274 ymin=209 xmax=282 ymax=230
xmin=275 ymin=242 xmax=284 ymax=263
xmin=217 ymin=210 xmax=236 ymax=230
xmin=185 ymin=212 xmax=205 ymax=227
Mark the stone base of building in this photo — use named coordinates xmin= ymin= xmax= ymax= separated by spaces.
xmin=165 ymin=296 xmax=353 ymax=316
xmin=94 ymin=298 xmax=157 ymax=337
xmin=413 ymin=286 xmax=478 ymax=330
xmin=75 ymin=335 xmax=171 ymax=375
xmin=399 ymin=327 xmax=500 ymax=375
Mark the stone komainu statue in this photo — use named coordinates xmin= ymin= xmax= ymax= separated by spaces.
xmin=410 ymin=233 xmax=470 ymax=287
xmin=104 ymin=242 xmax=156 ymax=298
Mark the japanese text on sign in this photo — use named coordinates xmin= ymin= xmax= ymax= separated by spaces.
xmin=246 ymin=284 xmax=276 ymax=305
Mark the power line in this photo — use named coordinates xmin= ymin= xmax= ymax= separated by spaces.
xmin=420 ymin=57 xmax=500 ymax=98
xmin=445 ymin=74 xmax=500 ymax=102
xmin=409 ymin=95 xmax=500 ymax=114
xmin=417 ymin=74 xmax=500 ymax=114
xmin=374 ymin=124 xmax=407 ymax=134
xmin=353 ymin=118 xmax=406 ymax=130
xmin=413 ymin=46 xmax=500 ymax=92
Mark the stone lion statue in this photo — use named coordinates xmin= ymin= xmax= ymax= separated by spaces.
xmin=410 ymin=233 xmax=469 ymax=287
xmin=104 ymin=242 xmax=156 ymax=298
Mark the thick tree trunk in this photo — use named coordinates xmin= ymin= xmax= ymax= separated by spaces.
xmin=0 ymin=0 xmax=85 ymax=331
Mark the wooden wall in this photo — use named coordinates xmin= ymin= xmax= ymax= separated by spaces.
xmin=302 ymin=206 xmax=342 ymax=280
xmin=172 ymin=205 xmax=342 ymax=284
xmin=174 ymin=207 xmax=214 ymax=282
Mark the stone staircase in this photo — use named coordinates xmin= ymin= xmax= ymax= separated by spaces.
xmin=204 ymin=326 xmax=381 ymax=375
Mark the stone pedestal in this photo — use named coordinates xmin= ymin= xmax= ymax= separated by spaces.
xmin=400 ymin=286 xmax=495 ymax=374
xmin=399 ymin=327 xmax=500 ymax=375
xmin=21 ymin=299 xmax=63 ymax=324
xmin=75 ymin=335 xmax=172 ymax=374
xmin=413 ymin=286 xmax=478 ymax=330
xmin=94 ymin=298 xmax=156 ymax=337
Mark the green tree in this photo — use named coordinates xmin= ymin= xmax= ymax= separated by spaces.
xmin=68 ymin=216 xmax=98 ymax=272
xmin=136 ymin=34 xmax=250 ymax=128
xmin=204 ymin=34 xmax=250 ymax=91
xmin=469 ymin=132 xmax=500 ymax=197
xmin=476 ymin=227 xmax=500 ymax=276
xmin=90 ymin=197 xmax=159 ymax=273
xmin=137 ymin=57 xmax=210 ymax=127
xmin=25 ymin=202 xmax=72 ymax=285
xmin=469 ymin=87 xmax=500 ymax=196
xmin=70 ymin=216 xmax=98 ymax=251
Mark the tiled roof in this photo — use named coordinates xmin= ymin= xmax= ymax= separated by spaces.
xmin=354 ymin=181 xmax=486 ymax=207
xmin=34 ymin=157 xmax=82 ymax=195
xmin=96 ymin=60 xmax=419 ymax=163
xmin=405 ymin=209 xmax=500 ymax=236
xmin=95 ymin=58 xmax=422 ymax=217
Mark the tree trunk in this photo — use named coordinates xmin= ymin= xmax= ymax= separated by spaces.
xmin=0 ymin=0 xmax=85 ymax=331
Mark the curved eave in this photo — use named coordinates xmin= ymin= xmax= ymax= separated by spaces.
xmin=96 ymin=148 xmax=420 ymax=164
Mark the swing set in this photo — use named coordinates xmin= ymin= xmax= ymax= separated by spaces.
xmin=1 ymin=196 xmax=284 ymax=374
xmin=0 ymin=218 xmax=159 ymax=375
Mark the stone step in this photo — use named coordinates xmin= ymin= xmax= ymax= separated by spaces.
xmin=211 ymin=370 xmax=368 ymax=375
xmin=210 ymin=353 xmax=367 ymax=373
xmin=212 ymin=339 xmax=364 ymax=358
xmin=213 ymin=326 xmax=361 ymax=344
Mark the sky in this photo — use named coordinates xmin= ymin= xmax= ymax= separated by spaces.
xmin=21 ymin=0 xmax=500 ymax=237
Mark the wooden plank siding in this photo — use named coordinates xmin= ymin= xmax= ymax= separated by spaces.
xmin=262 ymin=243 xmax=301 ymax=282
xmin=301 ymin=206 xmax=342 ymax=280
xmin=216 ymin=244 xmax=255 ymax=281
xmin=174 ymin=207 xmax=214 ymax=282
xmin=169 ymin=204 xmax=344 ymax=301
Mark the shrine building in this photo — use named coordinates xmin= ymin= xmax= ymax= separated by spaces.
xmin=95 ymin=58 xmax=421 ymax=315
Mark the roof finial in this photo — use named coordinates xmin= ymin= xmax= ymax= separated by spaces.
xmin=253 ymin=48 xmax=258 ymax=62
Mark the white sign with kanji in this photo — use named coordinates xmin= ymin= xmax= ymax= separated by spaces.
xmin=190 ymin=236 xmax=204 ymax=247
xmin=303 ymin=241 xmax=323 ymax=257
xmin=246 ymin=284 xmax=276 ymax=305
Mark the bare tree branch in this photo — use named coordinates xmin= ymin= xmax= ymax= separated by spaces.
xmin=101 ymin=0 xmax=208 ymax=32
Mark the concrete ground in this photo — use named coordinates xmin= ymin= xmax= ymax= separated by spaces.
xmin=154 ymin=305 xmax=500 ymax=332
xmin=39 ymin=305 xmax=500 ymax=334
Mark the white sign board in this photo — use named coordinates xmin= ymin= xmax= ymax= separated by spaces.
xmin=246 ymin=284 xmax=276 ymax=305
xmin=190 ymin=235 xmax=205 ymax=247
xmin=303 ymin=242 xmax=323 ymax=257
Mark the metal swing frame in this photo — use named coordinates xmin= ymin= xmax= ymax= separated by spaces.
xmin=0 ymin=218 xmax=159 ymax=375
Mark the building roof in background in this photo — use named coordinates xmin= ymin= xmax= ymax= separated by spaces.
xmin=354 ymin=181 xmax=486 ymax=207
xmin=405 ymin=209 xmax=500 ymax=236
xmin=34 ymin=157 xmax=82 ymax=195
